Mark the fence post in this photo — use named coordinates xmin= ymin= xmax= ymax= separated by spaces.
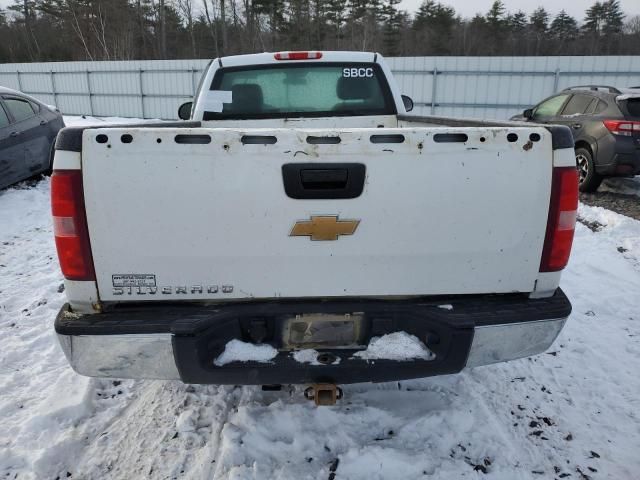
xmin=16 ymin=71 xmax=23 ymax=91
xmin=139 ymin=69 xmax=146 ymax=119
xmin=86 ymin=70 xmax=95 ymax=116
xmin=50 ymin=71 xmax=58 ymax=107
xmin=553 ymin=68 xmax=561 ymax=93
xmin=431 ymin=68 xmax=438 ymax=115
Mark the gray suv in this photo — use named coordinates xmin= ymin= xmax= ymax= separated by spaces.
xmin=512 ymin=86 xmax=640 ymax=192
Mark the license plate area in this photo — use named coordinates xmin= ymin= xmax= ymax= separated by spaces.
xmin=282 ymin=313 xmax=364 ymax=349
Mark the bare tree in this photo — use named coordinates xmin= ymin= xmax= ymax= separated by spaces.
xmin=90 ymin=3 xmax=111 ymax=59
xmin=624 ymin=14 xmax=640 ymax=34
xmin=136 ymin=0 xmax=147 ymax=57
xmin=202 ymin=0 xmax=219 ymax=57
xmin=220 ymin=0 xmax=226 ymax=55
xmin=158 ymin=0 xmax=167 ymax=58
xmin=177 ymin=0 xmax=197 ymax=56
xmin=68 ymin=3 xmax=94 ymax=60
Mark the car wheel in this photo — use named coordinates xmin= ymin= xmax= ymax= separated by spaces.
xmin=575 ymin=147 xmax=602 ymax=193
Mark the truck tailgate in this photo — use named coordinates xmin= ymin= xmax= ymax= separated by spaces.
xmin=81 ymin=126 xmax=552 ymax=302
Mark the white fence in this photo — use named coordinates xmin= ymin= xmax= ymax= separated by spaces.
xmin=1 ymin=56 xmax=639 ymax=120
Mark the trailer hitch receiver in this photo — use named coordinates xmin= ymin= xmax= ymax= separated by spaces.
xmin=304 ymin=383 xmax=343 ymax=406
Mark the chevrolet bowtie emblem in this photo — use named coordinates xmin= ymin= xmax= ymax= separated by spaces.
xmin=290 ymin=216 xmax=360 ymax=241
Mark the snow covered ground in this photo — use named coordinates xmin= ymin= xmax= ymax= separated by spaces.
xmin=1 ymin=118 xmax=640 ymax=479
xmin=62 ymin=115 xmax=155 ymax=128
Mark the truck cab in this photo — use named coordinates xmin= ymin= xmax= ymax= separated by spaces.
xmin=179 ymin=51 xmax=413 ymax=129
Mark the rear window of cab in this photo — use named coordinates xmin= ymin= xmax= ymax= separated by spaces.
xmin=203 ymin=63 xmax=396 ymax=120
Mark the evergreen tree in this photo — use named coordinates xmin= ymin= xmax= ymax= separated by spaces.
xmin=349 ymin=0 xmax=376 ymax=21
xmin=504 ymin=10 xmax=527 ymax=54
xmin=283 ymin=0 xmax=311 ymax=49
xmin=602 ymin=0 xmax=624 ymax=35
xmin=583 ymin=1 xmax=606 ymax=35
xmin=529 ymin=7 xmax=549 ymax=33
xmin=550 ymin=10 xmax=579 ymax=39
xmin=413 ymin=0 xmax=457 ymax=54
xmin=346 ymin=0 xmax=380 ymax=51
xmin=507 ymin=11 xmax=528 ymax=33
xmin=0 ymin=8 xmax=8 ymax=61
xmin=484 ymin=0 xmax=507 ymax=54
xmin=529 ymin=7 xmax=549 ymax=54
xmin=380 ymin=0 xmax=403 ymax=55
xmin=8 ymin=0 xmax=41 ymax=60
xmin=462 ymin=14 xmax=489 ymax=55
xmin=324 ymin=0 xmax=346 ymax=48
xmin=254 ymin=0 xmax=287 ymax=49
xmin=486 ymin=0 xmax=506 ymax=30
xmin=414 ymin=0 xmax=455 ymax=31
xmin=583 ymin=0 xmax=625 ymax=53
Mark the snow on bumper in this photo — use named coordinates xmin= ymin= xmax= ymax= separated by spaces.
xmin=55 ymin=291 xmax=571 ymax=384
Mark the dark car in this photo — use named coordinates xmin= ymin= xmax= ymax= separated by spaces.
xmin=511 ymin=85 xmax=640 ymax=192
xmin=0 ymin=86 xmax=65 ymax=190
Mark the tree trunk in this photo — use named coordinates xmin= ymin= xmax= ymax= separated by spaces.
xmin=159 ymin=0 xmax=167 ymax=58
xmin=137 ymin=0 xmax=147 ymax=58
xmin=220 ymin=0 xmax=227 ymax=56
xmin=203 ymin=0 xmax=220 ymax=58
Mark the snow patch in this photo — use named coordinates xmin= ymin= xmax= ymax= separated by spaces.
xmin=578 ymin=202 xmax=640 ymax=270
xmin=292 ymin=349 xmax=321 ymax=365
xmin=292 ymin=349 xmax=341 ymax=365
xmin=213 ymin=340 xmax=278 ymax=366
xmin=353 ymin=332 xmax=435 ymax=361
xmin=176 ymin=409 xmax=198 ymax=433
xmin=62 ymin=115 xmax=158 ymax=128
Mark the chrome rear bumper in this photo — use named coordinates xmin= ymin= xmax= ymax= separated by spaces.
xmin=57 ymin=317 xmax=567 ymax=382
xmin=465 ymin=317 xmax=566 ymax=367
xmin=57 ymin=332 xmax=180 ymax=380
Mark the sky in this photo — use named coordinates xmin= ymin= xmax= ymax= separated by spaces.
xmin=1 ymin=0 xmax=639 ymax=23
xmin=399 ymin=0 xmax=640 ymax=21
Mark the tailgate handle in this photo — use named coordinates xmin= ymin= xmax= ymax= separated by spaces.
xmin=300 ymin=168 xmax=348 ymax=189
xmin=282 ymin=163 xmax=366 ymax=199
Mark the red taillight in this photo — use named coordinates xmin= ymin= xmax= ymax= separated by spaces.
xmin=540 ymin=167 xmax=579 ymax=272
xmin=274 ymin=51 xmax=322 ymax=60
xmin=603 ymin=119 xmax=640 ymax=136
xmin=51 ymin=170 xmax=96 ymax=281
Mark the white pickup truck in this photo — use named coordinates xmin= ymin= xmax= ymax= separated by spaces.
xmin=52 ymin=51 xmax=577 ymax=397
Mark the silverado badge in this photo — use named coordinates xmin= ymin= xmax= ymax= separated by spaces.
xmin=290 ymin=216 xmax=360 ymax=241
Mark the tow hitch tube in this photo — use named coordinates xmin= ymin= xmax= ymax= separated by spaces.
xmin=304 ymin=384 xmax=343 ymax=406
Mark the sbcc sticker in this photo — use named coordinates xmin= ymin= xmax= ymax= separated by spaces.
xmin=343 ymin=67 xmax=374 ymax=78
